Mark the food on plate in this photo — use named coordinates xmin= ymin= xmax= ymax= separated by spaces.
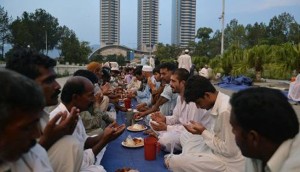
xmin=124 ymin=137 xmax=143 ymax=147
xmin=132 ymin=124 xmax=144 ymax=130
xmin=127 ymin=124 xmax=147 ymax=132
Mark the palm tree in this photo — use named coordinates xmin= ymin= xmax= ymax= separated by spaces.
xmin=246 ymin=45 xmax=269 ymax=81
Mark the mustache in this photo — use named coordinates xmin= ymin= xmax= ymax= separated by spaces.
xmin=51 ymin=89 xmax=61 ymax=98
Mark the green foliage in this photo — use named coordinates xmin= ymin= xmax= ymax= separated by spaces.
xmin=9 ymin=9 xmax=61 ymax=53
xmin=154 ymin=43 xmax=182 ymax=61
xmin=59 ymin=32 xmax=92 ymax=64
xmin=192 ymin=56 xmax=209 ymax=70
xmin=101 ymin=54 xmax=126 ymax=66
xmin=0 ymin=6 xmax=11 ymax=59
xmin=89 ymin=54 xmax=104 ymax=63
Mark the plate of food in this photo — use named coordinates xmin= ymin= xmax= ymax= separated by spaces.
xmin=127 ymin=124 xmax=147 ymax=132
xmin=121 ymin=137 xmax=144 ymax=148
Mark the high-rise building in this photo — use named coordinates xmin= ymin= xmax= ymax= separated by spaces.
xmin=172 ymin=0 xmax=196 ymax=48
xmin=100 ymin=0 xmax=120 ymax=47
xmin=137 ymin=0 xmax=159 ymax=52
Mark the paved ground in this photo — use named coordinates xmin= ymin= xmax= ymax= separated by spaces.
xmin=56 ymin=76 xmax=300 ymax=120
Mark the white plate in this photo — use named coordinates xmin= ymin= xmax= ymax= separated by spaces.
xmin=133 ymin=109 xmax=139 ymax=113
xmin=127 ymin=125 xmax=147 ymax=132
xmin=121 ymin=138 xmax=144 ymax=148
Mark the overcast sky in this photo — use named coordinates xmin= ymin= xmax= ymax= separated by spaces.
xmin=2 ymin=0 xmax=300 ymax=48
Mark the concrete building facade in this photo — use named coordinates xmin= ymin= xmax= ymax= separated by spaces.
xmin=100 ymin=0 xmax=120 ymax=47
xmin=137 ymin=0 xmax=159 ymax=52
xmin=171 ymin=0 xmax=196 ymax=48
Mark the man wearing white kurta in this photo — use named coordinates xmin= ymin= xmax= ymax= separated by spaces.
xmin=51 ymin=103 xmax=106 ymax=171
xmin=134 ymin=62 xmax=178 ymax=120
xmin=288 ymin=73 xmax=300 ymax=102
xmin=178 ymin=49 xmax=192 ymax=72
xmin=167 ymin=75 xmax=244 ymax=172
xmin=150 ymin=69 xmax=213 ymax=152
xmin=151 ymin=95 xmax=211 ymax=152
xmin=1 ymin=144 xmax=54 ymax=172
xmin=6 ymin=49 xmax=83 ymax=172
xmin=230 ymin=87 xmax=300 ymax=172
xmin=50 ymin=76 xmax=125 ymax=172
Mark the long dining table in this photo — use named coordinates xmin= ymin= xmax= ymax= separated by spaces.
xmin=101 ymin=106 xmax=169 ymax=172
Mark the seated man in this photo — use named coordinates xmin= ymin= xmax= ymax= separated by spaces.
xmin=288 ymin=73 xmax=300 ymax=102
xmin=166 ymin=76 xmax=244 ymax=172
xmin=135 ymin=62 xmax=178 ymax=119
xmin=74 ymin=69 xmax=115 ymax=136
xmin=150 ymin=69 xmax=212 ymax=152
xmin=127 ymin=66 xmax=143 ymax=93
xmin=87 ymin=61 xmax=110 ymax=112
xmin=50 ymin=76 xmax=126 ymax=171
xmin=0 ymin=69 xmax=53 ymax=171
xmin=6 ymin=49 xmax=83 ymax=172
xmin=151 ymin=65 xmax=164 ymax=105
xmin=134 ymin=65 xmax=155 ymax=107
xmin=230 ymin=87 xmax=300 ymax=171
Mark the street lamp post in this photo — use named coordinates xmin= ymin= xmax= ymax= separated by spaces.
xmin=45 ymin=30 xmax=48 ymax=55
xmin=220 ymin=0 xmax=225 ymax=56
xmin=43 ymin=26 xmax=48 ymax=55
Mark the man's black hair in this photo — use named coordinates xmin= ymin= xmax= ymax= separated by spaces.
xmin=74 ymin=69 xmax=98 ymax=84
xmin=6 ymin=48 xmax=56 ymax=79
xmin=184 ymin=75 xmax=216 ymax=103
xmin=230 ymin=87 xmax=299 ymax=144
xmin=159 ymin=62 xmax=177 ymax=72
xmin=173 ymin=68 xmax=190 ymax=82
xmin=61 ymin=76 xmax=87 ymax=104
xmin=0 ymin=69 xmax=45 ymax=129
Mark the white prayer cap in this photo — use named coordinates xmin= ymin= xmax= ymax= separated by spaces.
xmin=111 ymin=67 xmax=119 ymax=71
xmin=142 ymin=65 xmax=153 ymax=72
xmin=103 ymin=62 xmax=110 ymax=68
xmin=184 ymin=49 xmax=189 ymax=53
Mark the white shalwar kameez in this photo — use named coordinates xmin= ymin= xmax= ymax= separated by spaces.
xmin=50 ymin=103 xmax=106 ymax=172
xmin=0 ymin=144 xmax=53 ymax=172
xmin=155 ymin=95 xmax=212 ymax=152
xmin=288 ymin=74 xmax=300 ymax=102
xmin=168 ymin=92 xmax=245 ymax=172
xmin=40 ymin=110 xmax=83 ymax=172
xmin=178 ymin=54 xmax=192 ymax=72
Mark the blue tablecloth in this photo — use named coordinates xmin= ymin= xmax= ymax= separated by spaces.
xmin=101 ymin=106 xmax=169 ymax=172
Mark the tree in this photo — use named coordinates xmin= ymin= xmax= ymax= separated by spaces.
xmin=224 ymin=19 xmax=246 ymax=49
xmin=245 ymin=22 xmax=268 ymax=47
xmin=193 ymin=27 xmax=213 ymax=57
xmin=154 ymin=43 xmax=181 ymax=62
xmin=288 ymin=21 xmax=300 ymax=44
xmin=0 ymin=6 xmax=11 ymax=59
xmin=58 ymin=32 xmax=91 ymax=64
xmin=267 ymin=12 xmax=297 ymax=45
xmin=9 ymin=9 xmax=60 ymax=53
